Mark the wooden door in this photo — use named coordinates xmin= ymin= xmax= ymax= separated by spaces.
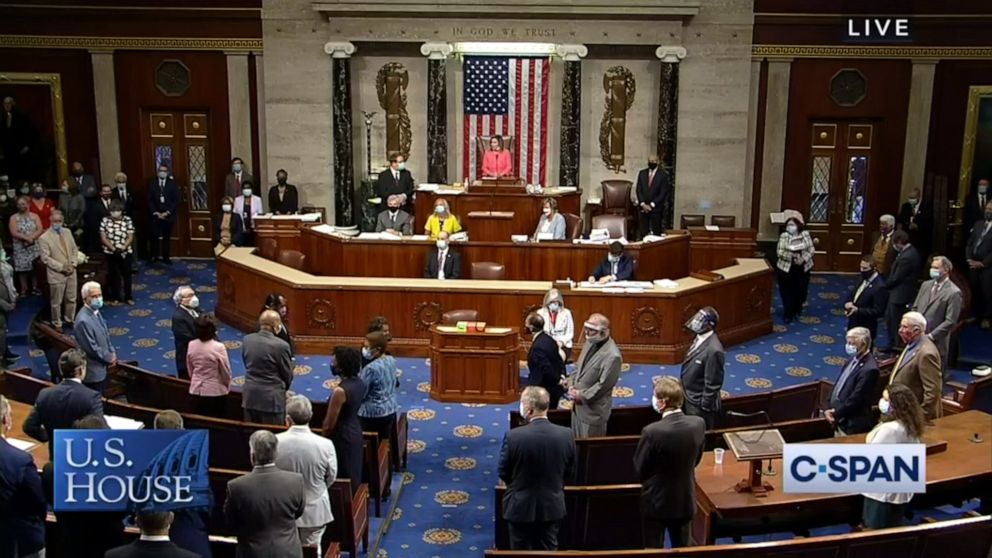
xmin=804 ymin=122 xmax=877 ymax=271
xmin=141 ymin=110 xmax=214 ymax=258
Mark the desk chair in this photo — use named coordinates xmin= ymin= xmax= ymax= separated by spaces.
xmin=276 ymin=249 xmax=307 ymax=271
xmin=591 ymin=214 xmax=627 ymax=240
xmin=259 ymin=237 xmax=278 ymax=260
xmin=442 ymin=309 xmax=479 ymax=325
xmin=563 ymin=212 xmax=583 ymax=239
xmin=681 ymin=214 xmax=705 ymax=228
xmin=711 ymin=215 xmax=737 ymax=227
xmin=471 ymin=262 xmax=506 ymax=280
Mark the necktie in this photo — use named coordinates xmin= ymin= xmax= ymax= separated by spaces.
xmin=59 ymin=231 xmax=69 ymax=258
xmin=437 ymin=252 xmax=444 ymax=276
xmin=393 ymin=171 xmax=399 ymax=182
xmin=159 ymin=179 xmax=164 ymax=188
xmin=981 ymin=194 xmax=986 ymax=207
xmin=235 ymin=174 xmax=241 ymax=189
xmin=890 ymin=346 xmax=909 ymax=385
xmin=76 ymin=176 xmax=82 ymax=185
xmin=103 ymin=199 xmax=109 ymax=210
xmin=648 ymin=170 xmax=655 ymax=185
xmin=853 ymin=280 xmax=868 ymax=302
xmin=119 ymin=188 xmax=126 ymax=201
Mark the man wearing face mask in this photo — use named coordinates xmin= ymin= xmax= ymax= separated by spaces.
xmin=375 ymin=194 xmax=412 ymax=235
xmin=241 ymin=310 xmax=294 ymax=424
xmin=172 ymin=285 xmax=200 ymax=380
xmin=498 ymin=386 xmax=575 ymax=551
xmin=633 ymin=376 xmax=705 ymax=548
xmin=911 ymin=256 xmax=961 ymax=376
xmin=634 ymin=154 xmax=671 ymax=238
xmin=423 ymin=231 xmax=461 ymax=279
xmin=679 ymin=307 xmax=725 ymax=429
xmin=888 ymin=311 xmax=942 ymax=421
xmin=966 ymin=201 xmax=992 ymax=330
xmin=897 ymin=187 xmax=932 ymax=256
xmin=871 ymin=214 xmax=897 ymax=276
xmin=64 ymin=161 xmax=97 ymax=199
xmin=823 ymin=327 xmax=879 ymax=436
xmin=148 ymin=164 xmax=179 ymax=264
xmin=964 ymin=178 xmax=989 ymax=226
xmin=224 ymin=157 xmax=253 ymax=199
xmin=844 ymin=255 xmax=888 ymax=344
xmin=111 ymin=171 xmax=134 ymax=217
xmin=565 ymin=313 xmax=622 ymax=438
xmin=267 ymin=169 xmax=299 ymax=215
xmin=375 ymin=154 xmax=414 ymax=214
xmin=234 ymin=181 xmax=262 ymax=247
xmin=883 ymin=230 xmax=922 ymax=353
xmin=73 ymin=281 xmax=117 ymax=394
xmin=524 ymin=312 xmax=566 ymax=410
xmin=588 ymin=241 xmax=634 ymax=284
xmin=38 ymin=210 xmax=78 ymax=333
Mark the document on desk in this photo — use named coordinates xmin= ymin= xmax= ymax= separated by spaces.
xmin=311 ymin=224 xmax=337 ymax=236
xmin=6 ymin=437 xmax=38 ymax=452
xmin=410 ymin=235 xmax=430 ymax=241
xmin=105 ymin=415 xmax=145 ymax=430
xmin=417 ymin=184 xmax=440 ymax=192
xmin=358 ymin=232 xmax=384 ymax=240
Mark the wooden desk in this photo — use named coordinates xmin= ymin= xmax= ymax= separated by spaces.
xmin=692 ymin=410 xmax=992 ymax=544
xmin=413 ymin=188 xmax=581 ymax=241
xmin=252 ymin=215 xmax=319 ymax=253
xmin=8 ymin=400 xmax=48 ymax=469
xmin=687 ymin=227 xmax=759 ymax=271
xmin=430 ymin=326 xmax=519 ymax=403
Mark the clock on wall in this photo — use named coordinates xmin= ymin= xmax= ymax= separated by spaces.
xmin=156 ymin=60 xmax=191 ymax=97
xmin=829 ymin=69 xmax=867 ymax=107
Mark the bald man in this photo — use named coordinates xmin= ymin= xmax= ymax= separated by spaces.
xmin=565 ymin=313 xmax=623 ymax=437
xmin=241 ymin=309 xmax=294 ymax=424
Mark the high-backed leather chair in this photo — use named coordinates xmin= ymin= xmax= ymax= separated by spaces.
xmin=680 ymin=214 xmax=705 ymax=228
xmin=442 ymin=309 xmax=479 ymax=325
xmin=711 ymin=215 xmax=736 ymax=227
xmin=591 ymin=214 xmax=627 ymax=240
xmin=563 ymin=212 xmax=583 ymax=240
xmin=276 ymin=249 xmax=307 ymax=271
xmin=474 ymin=135 xmax=516 ymax=177
xmin=471 ymin=262 xmax=506 ymax=280
xmin=260 ymin=238 xmax=278 ymax=260
xmin=598 ymin=180 xmax=634 ymax=235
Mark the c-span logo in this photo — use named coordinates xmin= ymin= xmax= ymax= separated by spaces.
xmin=783 ymin=443 xmax=926 ymax=494
xmin=53 ymin=430 xmax=210 ymax=512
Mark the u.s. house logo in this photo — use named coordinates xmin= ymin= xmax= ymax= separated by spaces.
xmin=53 ymin=430 xmax=211 ymax=512
xmin=783 ymin=443 xmax=926 ymax=494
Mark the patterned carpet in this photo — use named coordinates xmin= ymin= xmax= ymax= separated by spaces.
xmin=6 ymin=260 xmax=985 ymax=556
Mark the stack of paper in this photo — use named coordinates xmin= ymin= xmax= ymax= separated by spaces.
xmin=105 ymin=415 xmax=145 ymax=430
xmin=417 ymin=184 xmax=441 ymax=192
xmin=642 ymin=234 xmax=666 ymax=243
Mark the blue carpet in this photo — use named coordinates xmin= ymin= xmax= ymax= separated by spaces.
xmin=8 ymin=263 xmax=985 ymax=556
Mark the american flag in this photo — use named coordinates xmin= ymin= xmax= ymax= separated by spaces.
xmin=463 ymin=56 xmax=550 ymax=185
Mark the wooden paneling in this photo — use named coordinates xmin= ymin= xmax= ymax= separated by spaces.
xmin=430 ymin=327 xmax=519 ymax=403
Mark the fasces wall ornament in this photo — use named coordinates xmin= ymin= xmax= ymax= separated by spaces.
xmin=155 ymin=60 xmax=191 ymax=97
xmin=599 ymin=66 xmax=636 ymax=173
xmin=376 ymin=62 xmax=412 ymax=161
xmin=414 ymin=301 xmax=443 ymax=330
xmin=306 ymin=299 xmax=337 ymax=330
xmin=631 ymin=307 xmax=661 ymax=337
xmin=829 ymin=69 xmax=867 ymax=107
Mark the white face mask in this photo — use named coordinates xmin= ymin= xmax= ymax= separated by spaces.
xmin=242 ymin=189 xmax=253 ymax=197
xmin=188 ymin=295 xmax=200 ymax=309
xmin=222 ymin=204 xmax=232 ymax=213
xmin=436 ymin=240 xmax=447 ymax=250
xmin=518 ymin=402 xmax=527 ymax=420
xmin=845 ymin=343 xmax=858 ymax=356
xmin=878 ymin=398 xmax=891 ymax=415
xmin=435 ymin=205 xmax=445 ymax=215
xmin=543 ymin=207 xmax=551 ymax=215
xmin=929 ymin=268 xmax=941 ymax=280
xmin=110 ymin=211 xmax=122 ymax=219
xmin=651 ymin=394 xmax=663 ymax=414
xmin=786 ymin=224 xmax=798 ymax=235
xmin=116 ymin=182 xmax=126 ymax=189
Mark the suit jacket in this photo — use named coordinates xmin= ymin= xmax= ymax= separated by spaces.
xmin=73 ymin=306 xmax=116 ymax=384
xmin=375 ymin=209 xmax=412 ymax=235
xmin=898 ymin=200 xmax=932 ymax=245
xmin=37 ymin=227 xmax=78 ymax=285
xmin=111 ymin=186 xmax=135 ymax=217
xmin=241 ymin=330 xmax=294 ymax=414
xmin=591 ymin=254 xmax=634 ymax=281
xmin=105 ymin=539 xmax=200 ymax=558
xmin=569 ymin=337 xmax=623 ymax=426
xmin=634 ymin=167 xmax=671 ymax=212
xmin=73 ymin=173 xmax=98 ymax=199
xmin=224 ymin=465 xmax=306 ymax=558
xmin=147 ymin=177 xmax=180 ymax=223
xmin=172 ymin=306 xmax=198 ymax=377
xmin=680 ymin=333 xmax=725 ymax=413
xmin=889 ymin=335 xmax=943 ymax=421
xmin=423 ymin=248 xmax=461 ymax=279
xmin=268 ymin=184 xmax=299 ymax=215
xmin=0 ymin=438 xmax=47 ymax=557
xmin=214 ymin=212 xmax=245 ymax=246
xmin=498 ymin=418 xmax=576 ymax=522
xmin=170 ymin=508 xmax=212 ymax=558
xmin=963 ymin=191 xmax=989 ymax=228
xmin=912 ymin=278 xmax=963 ymax=359
xmin=374 ymin=168 xmax=414 ymax=210
xmin=633 ymin=411 xmax=706 ymax=520
xmin=847 ymin=274 xmax=889 ymax=340
xmin=828 ymin=352 xmax=880 ymax=434
xmin=225 ymin=171 xmax=254 ymax=199
xmin=23 ymin=380 xmax=103 ymax=453
xmin=85 ymin=196 xmax=112 ymax=235
xmin=966 ymin=219 xmax=992 ymax=266
xmin=527 ymin=331 xmax=565 ymax=400
xmin=885 ymin=245 xmax=922 ymax=305
xmin=275 ymin=425 xmax=338 ymax=528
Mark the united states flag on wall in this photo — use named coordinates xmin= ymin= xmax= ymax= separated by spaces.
xmin=463 ymin=56 xmax=550 ymax=185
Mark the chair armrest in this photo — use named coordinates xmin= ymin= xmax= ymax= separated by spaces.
xmin=946 ymin=380 xmax=969 ymax=393
xmin=941 ymin=398 xmax=964 ymax=415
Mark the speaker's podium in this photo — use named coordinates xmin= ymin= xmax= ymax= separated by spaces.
xmin=429 ymin=324 xmax=520 ymax=404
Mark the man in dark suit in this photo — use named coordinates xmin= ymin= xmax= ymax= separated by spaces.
xmin=679 ymin=307 xmax=725 ymax=429
xmin=633 ymin=376 xmax=706 ymax=548
xmin=152 ymin=410 xmax=212 ymax=558
xmin=897 ymin=187 xmax=932 ymax=257
xmin=241 ymin=310 xmax=294 ymax=424
xmin=105 ymin=511 xmax=199 ymax=558
xmin=635 ymin=154 xmax=671 ymax=238
xmin=23 ymin=348 xmax=104 ymax=458
xmin=74 ymin=281 xmax=117 ymax=394
xmin=0 ymin=395 xmax=47 ymax=558
xmin=524 ymin=312 xmax=565 ymax=410
xmin=68 ymin=160 xmax=99 ymax=199
xmin=112 ymin=171 xmax=136 ymax=218
xmin=844 ymin=255 xmax=889 ymax=344
xmin=588 ymin=241 xmax=634 ymax=283
xmin=224 ymin=157 xmax=253 ymax=199
xmin=268 ymin=169 xmax=299 ymax=215
xmin=83 ymin=184 xmax=113 ymax=253
xmin=966 ymin=201 xmax=992 ymax=329
xmin=171 ymin=285 xmax=200 ymax=380
xmin=963 ymin=178 xmax=989 ymax=227
xmin=375 ymin=153 xmax=414 ymax=213
xmin=824 ymin=327 xmax=879 ymax=436
xmin=498 ymin=386 xmax=576 ymax=550
xmin=225 ymin=430 xmax=306 ymax=558
xmin=375 ymin=194 xmax=413 ymax=235
xmin=423 ymin=232 xmax=461 ymax=279
xmin=148 ymin=163 xmax=180 ymax=264
xmin=883 ymin=230 xmax=922 ymax=352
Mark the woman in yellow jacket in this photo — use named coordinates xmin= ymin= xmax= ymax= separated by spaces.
xmin=424 ymin=198 xmax=462 ymax=239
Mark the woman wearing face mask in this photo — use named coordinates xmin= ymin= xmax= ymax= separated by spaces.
xmin=261 ymin=292 xmax=294 ymax=356
xmin=775 ymin=213 xmax=815 ymax=322
xmin=532 ymin=197 xmax=566 ymax=240
xmin=8 ymin=195 xmax=42 ymax=296
xmin=423 ymin=198 xmax=461 ymax=240
xmin=99 ymin=199 xmax=135 ymax=304
xmin=214 ymin=195 xmax=245 ymax=252
xmin=186 ymin=313 xmax=232 ymax=417
xmin=234 ymin=181 xmax=262 ymax=246
xmin=536 ymin=288 xmax=575 ymax=360
xmin=861 ymin=384 xmax=925 ymax=529
xmin=358 ymin=331 xmax=400 ymax=478
xmin=323 ymin=346 xmax=367 ymax=495
xmin=27 ymin=183 xmax=55 ymax=229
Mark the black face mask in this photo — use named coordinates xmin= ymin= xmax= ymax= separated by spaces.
xmin=647 ymin=162 xmax=658 ymax=170
xmin=72 ymin=169 xmax=83 ymax=176
xmin=277 ymin=177 xmax=287 ymax=185
xmin=860 ymin=270 xmax=873 ymax=280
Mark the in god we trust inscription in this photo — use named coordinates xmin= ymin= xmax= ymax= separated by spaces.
xmin=451 ymin=25 xmax=557 ymax=40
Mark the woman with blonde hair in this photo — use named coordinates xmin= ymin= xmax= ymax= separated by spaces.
xmin=423 ymin=197 xmax=462 ymax=240
xmin=536 ymin=288 xmax=575 ymax=360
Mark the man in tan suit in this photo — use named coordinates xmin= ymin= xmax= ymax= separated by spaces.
xmin=888 ymin=311 xmax=942 ymax=421
xmin=38 ymin=210 xmax=78 ymax=332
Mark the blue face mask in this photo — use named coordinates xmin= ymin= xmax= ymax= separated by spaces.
xmin=929 ymin=268 xmax=941 ymax=280
xmin=548 ymin=302 xmax=560 ymax=312
xmin=90 ymin=296 xmax=104 ymax=310
xmin=878 ymin=398 xmax=891 ymax=415
xmin=435 ymin=205 xmax=445 ymax=215
xmin=52 ymin=223 xmax=62 ymax=233
xmin=845 ymin=343 xmax=858 ymax=356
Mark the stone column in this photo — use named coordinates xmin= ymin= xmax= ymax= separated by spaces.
xmin=421 ymin=42 xmax=453 ymax=184
xmin=742 ymin=59 xmax=762 ymax=227
xmin=89 ymin=50 xmax=121 ymax=181
xmin=900 ymin=59 xmax=938 ymax=201
xmin=325 ymin=41 xmax=356 ymax=225
xmin=655 ymin=46 xmax=686 ymax=230
xmin=757 ymin=58 xmax=793 ymax=240
xmin=225 ymin=52 xmax=254 ymax=172
xmin=556 ymin=44 xmax=587 ymax=188
xmin=253 ymin=52 xmax=267 ymax=192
